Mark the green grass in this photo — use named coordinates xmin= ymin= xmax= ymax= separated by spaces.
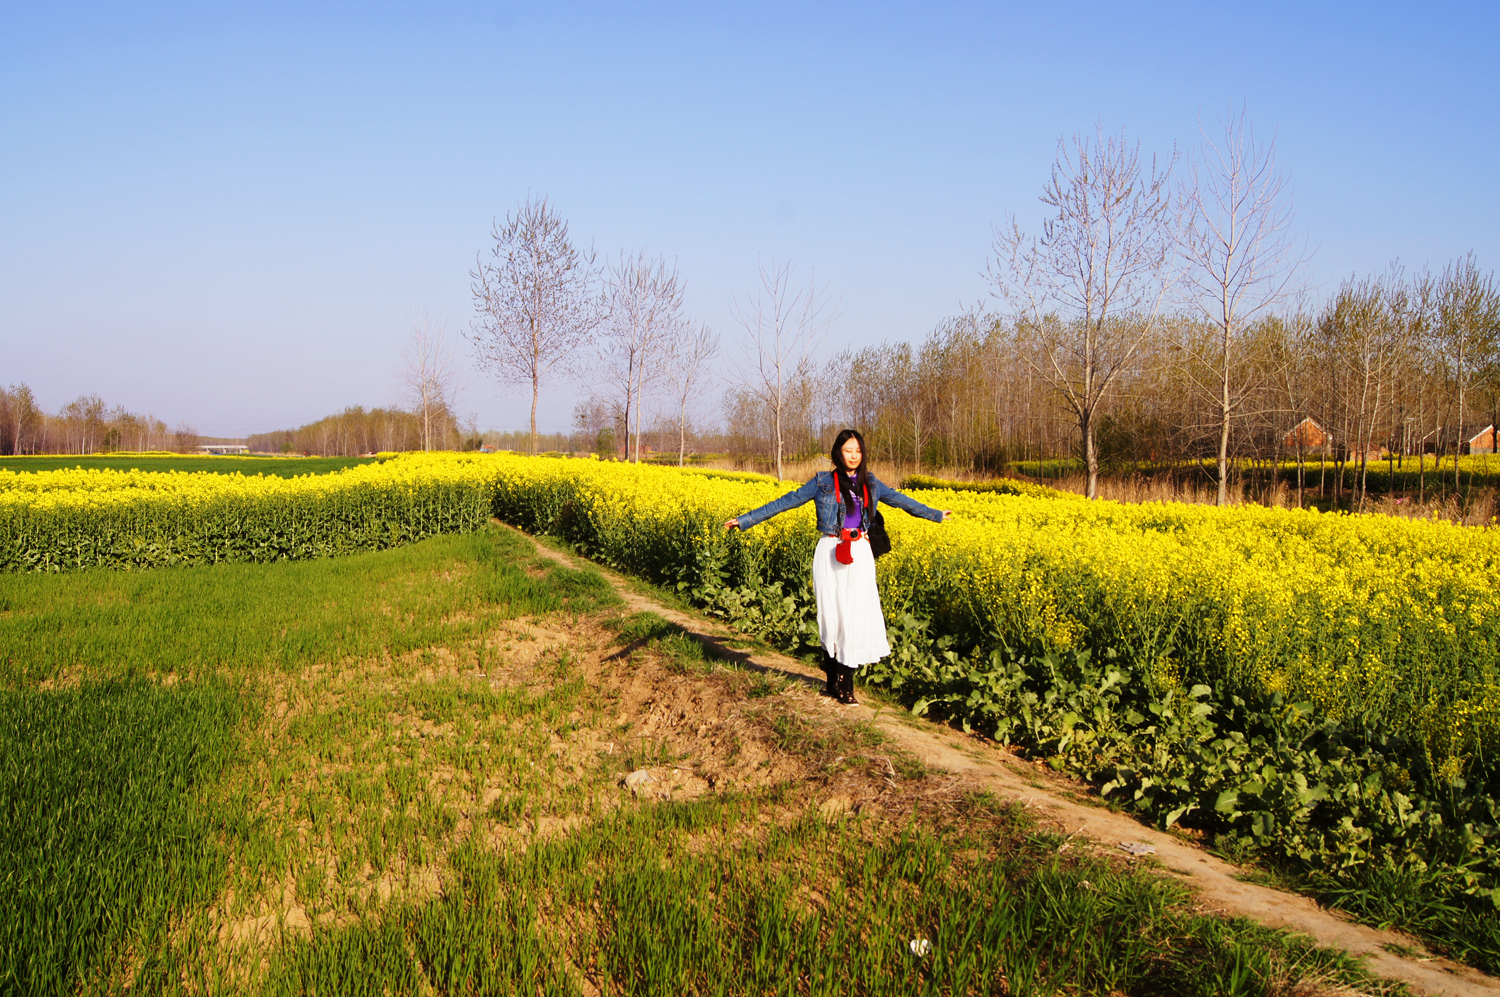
xmin=0 ymin=528 xmax=1407 ymax=996
xmin=1008 ymin=458 xmax=1087 ymax=479
xmin=603 ymin=610 xmax=736 ymax=676
xmin=1305 ymin=862 xmax=1500 ymax=972
xmin=0 ymin=525 xmax=616 ymax=687
xmin=530 ymin=533 xmax=712 ymax=620
xmin=266 ymin=794 xmax=1398 ymax=997
xmin=0 ymin=678 xmax=244 ymax=995
xmin=0 ymin=454 xmax=380 ymax=477
xmin=0 ymin=525 xmax=619 ymax=995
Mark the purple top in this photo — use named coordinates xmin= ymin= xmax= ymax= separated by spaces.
xmin=841 ymin=473 xmax=864 ymax=530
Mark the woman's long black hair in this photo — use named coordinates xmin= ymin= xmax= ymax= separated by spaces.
xmin=830 ymin=428 xmax=870 ymax=517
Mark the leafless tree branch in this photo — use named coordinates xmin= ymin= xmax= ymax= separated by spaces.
xmin=989 ymin=125 xmax=1179 ymax=497
xmin=399 ymin=312 xmax=460 ymax=452
xmin=731 ymin=259 xmax=837 ymax=480
xmin=468 ymin=194 xmax=601 ymax=455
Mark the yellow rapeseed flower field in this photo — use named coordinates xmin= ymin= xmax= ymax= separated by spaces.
xmin=0 ymin=455 xmax=500 ymax=569
xmin=5 ymin=451 xmax=1497 ymax=767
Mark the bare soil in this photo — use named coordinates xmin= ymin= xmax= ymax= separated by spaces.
xmin=513 ymin=525 xmax=1500 ymax=997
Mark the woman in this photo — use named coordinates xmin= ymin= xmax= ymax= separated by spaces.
xmin=723 ymin=430 xmax=950 ymax=704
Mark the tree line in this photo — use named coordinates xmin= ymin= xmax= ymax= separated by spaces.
xmin=245 ymin=405 xmax=471 ymax=456
xmin=0 ymin=384 xmax=200 ymax=455
xmin=804 ymin=258 xmax=1497 ymax=511
xmin=246 ymin=405 xmax=600 ymax=458
xmin=455 ymin=112 xmax=1494 ymax=503
xmin=16 ymin=112 xmax=1496 ymax=494
xmin=444 ymin=130 xmax=1498 ymax=501
xmin=714 ymin=112 xmax=1500 ymax=506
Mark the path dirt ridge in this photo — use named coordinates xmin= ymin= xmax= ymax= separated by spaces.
xmin=516 ymin=527 xmax=1500 ymax=997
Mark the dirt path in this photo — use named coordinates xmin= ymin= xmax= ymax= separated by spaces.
xmin=515 ymin=527 xmax=1500 ymax=997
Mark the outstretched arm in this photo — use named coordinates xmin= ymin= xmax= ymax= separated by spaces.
xmin=873 ymin=479 xmax=950 ymax=523
xmin=725 ymin=477 xmax=819 ymax=531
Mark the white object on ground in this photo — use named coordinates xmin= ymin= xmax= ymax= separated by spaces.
xmin=909 ymin=939 xmax=931 ymax=957
xmin=1118 ymin=841 xmax=1157 ymax=856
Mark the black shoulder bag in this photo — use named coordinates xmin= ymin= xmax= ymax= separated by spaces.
xmin=868 ymin=507 xmax=891 ymax=558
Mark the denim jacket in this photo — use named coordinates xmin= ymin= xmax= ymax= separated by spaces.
xmin=734 ymin=471 xmax=943 ymax=536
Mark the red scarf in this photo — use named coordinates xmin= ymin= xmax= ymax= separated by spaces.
xmin=834 ymin=475 xmax=870 ymax=565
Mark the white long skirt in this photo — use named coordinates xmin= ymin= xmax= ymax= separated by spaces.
xmin=812 ymin=535 xmax=891 ymax=668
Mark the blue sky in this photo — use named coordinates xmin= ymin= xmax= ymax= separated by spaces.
xmin=3 ymin=1 xmax=1496 ymax=436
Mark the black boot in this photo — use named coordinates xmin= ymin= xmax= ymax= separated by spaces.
xmin=837 ymin=666 xmax=858 ymax=705
xmin=821 ymin=651 xmax=839 ymax=697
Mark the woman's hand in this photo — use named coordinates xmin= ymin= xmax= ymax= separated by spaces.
xmin=724 ymin=517 xmax=740 ymax=531
xmin=940 ymin=510 xmax=953 ymax=522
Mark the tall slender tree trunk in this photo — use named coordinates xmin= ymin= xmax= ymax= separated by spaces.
xmin=1352 ymin=391 xmax=1367 ymax=510
xmin=1215 ymin=308 xmax=1233 ymax=506
xmin=1296 ymin=441 xmax=1305 ymax=508
xmin=632 ymin=344 xmax=646 ymax=463
xmin=913 ymin=406 xmax=922 ymax=473
xmin=622 ymin=356 xmax=634 ymax=462
xmin=1454 ymin=370 xmax=1465 ymax=494
xmin=1083 ymin=331 xmax=1099 ymax=499
xmin=1217 ymin=365 xmax=1231 ymax=506
xmin=774 ymin=406 xmax=784 ymax=481
xmin=530 ymin=374 xmax=539 ymax=456
xmin=1082 ymin=409 xmax=1098 ymax=499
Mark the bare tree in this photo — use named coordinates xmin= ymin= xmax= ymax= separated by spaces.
xmin=719 ymin=383 xmax=769 ymax=464
xmin=468 ymin=195 xmax=601 ymax=455
xmin=0 ymin=384 xmax=40 ymax=455
xmin=1177 ymin=107 xmax=1307 ymax=505
xmin=662 ymin=320 xmax=720 ymax=465
xmin=1264 ymin=309 xmax=1318 ymax=506
xmin=172 ymin=422 xmax=200 ymax=454
xmin=572 ymin=397 xmax=622 ymax=455
xmin=731 ymin=259 xmax=834 ymax=480
xmin=599 ymin=251 xmax=687 ymax=462
xmin=990 ymin=126 xmax=1179 ymax=498
xmin=399 ymin=313 xmax=459 ymax=451
xmin=1434 ymin=254 xmax=1500 ymax=490
xmin=1321 ymin=268 xmax=1424 ymax=509
xmin=60 ymin=394 xmax=107 ymax=454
